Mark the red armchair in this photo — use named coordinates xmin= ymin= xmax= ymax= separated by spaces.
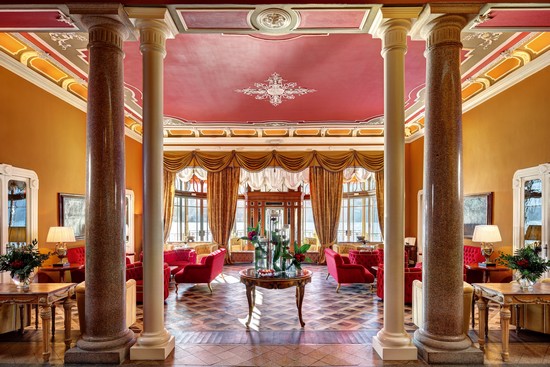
xmin=163 ymin=249 xmax=197 ymax=275
xmin=348 ymin=250 xmax=379 ymax=276
xmin=66 ymin=246 xmax=86 ymax=283
xmin=325 ymin=248 xmax=375 ymax=293
xmin=464 ymin=245 xmax=486 ymax=283
xmin=376 ymin=264 xmax=422 ymax=304
xmin=174 ymin=248 xmax=226 ymax=293
xmin=126 ymin=261 xmax=171 ymax=302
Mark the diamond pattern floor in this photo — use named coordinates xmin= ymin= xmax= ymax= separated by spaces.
xmin=0 ymin=264 xmax=549 ymax=366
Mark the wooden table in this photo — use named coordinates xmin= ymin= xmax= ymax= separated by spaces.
xmin=39 ymin=264 xmax=83 ymax=283
xmin=466 ymin=263 xmax=511 ymax=329
xmin=465 ymin=263 xmax=510 ymax=283
xmin=473 ymin=282 xmax=550 ymax=362
xmin=0 ymin=283 xmax=76 ymax=362
xmin=239 ymin=268 xmax=312 ymax=328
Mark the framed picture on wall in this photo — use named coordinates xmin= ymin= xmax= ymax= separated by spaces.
xmin=58 ymin=193 xmax=86 ymax=240
xmin=464 ymin=192 xmax=493 ymax=239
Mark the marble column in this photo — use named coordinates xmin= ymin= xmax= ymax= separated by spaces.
xmin=412 ymin=14 xmax=483 ymax=364
xmin=373 ymin=18 xmax=417 ymax=361
xmin=129 ymin=11 xmax=175 ymax=360
xmin=65 ymin=7 xmax=135 ymax=364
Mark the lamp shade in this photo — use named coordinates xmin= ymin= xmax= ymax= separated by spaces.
xmin=525 ymin=225 xmax=542 ymax=241
xmin=472 ymin=225 xmax=502 ymax=243
xmin=46 ymin=226 xmax=76 ymax=243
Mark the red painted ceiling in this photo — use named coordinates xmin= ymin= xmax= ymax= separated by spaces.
xmin=123 ymin=33 xmax=427 ymax=124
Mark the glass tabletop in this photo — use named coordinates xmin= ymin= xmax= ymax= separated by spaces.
xmin=239 ymin=268 xmax=311 ymax=280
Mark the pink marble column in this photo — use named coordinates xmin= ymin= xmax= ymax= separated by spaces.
xmin=65 ymin=6 xmax=135 ymax=364
xmin=413 ymin=14 xmax=483 ymax=364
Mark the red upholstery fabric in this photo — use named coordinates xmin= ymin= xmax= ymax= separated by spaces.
xmin=126 ymin=261 xmax=171 ymax=302
xmin=163 ymin=249 xmax=197 ymax=275
xmin=348 ymin=250 xmax=379 ymax=276
xmin=174 ymin=248 xmax=226 ymax=288
xmin=464 ymin=245 xmax=486 ymax=283
xmin=376 ymin=248 xmax=409 ymax=267
xmin=325 ymin=248 xmax=375 ymax=288
xmin=376 ymin=264 xmax=422 ymax=304
xmin=66 ymin=247 xmax=86 ymax=283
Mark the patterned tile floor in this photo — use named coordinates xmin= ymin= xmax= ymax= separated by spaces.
xmin=1 ymin=264 xmax=550 ymax=366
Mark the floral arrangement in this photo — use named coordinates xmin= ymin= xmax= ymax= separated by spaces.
xmin=286 ymin=242 xmax=311 ymax=270
xmin=497 ymin=245 xmax=550 ymax=282
xmin=0 ymin=239 xmax=50 ymax=280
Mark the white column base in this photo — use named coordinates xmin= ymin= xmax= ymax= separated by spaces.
xmin=130 ymin=335 xmax=175 ymax=360
xmin=373 ymin=335 xmax=418 ymax=361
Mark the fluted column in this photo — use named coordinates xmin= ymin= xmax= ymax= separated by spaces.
xmin=412 ymin=14 xmax=483 ymax=364
xmin=373 ymin=18 xmax=417 ymax=361
xmin=129 ymin=9 xmax=175 ymax=360
xmin=65 ymin=5 xmax=135 ymax=364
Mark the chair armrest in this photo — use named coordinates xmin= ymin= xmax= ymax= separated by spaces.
xmin=342 ymin=257 xmax=351 ymax=264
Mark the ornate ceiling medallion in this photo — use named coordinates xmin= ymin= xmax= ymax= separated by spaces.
xmin=249 ymin=7 xmax=299 ymax=34
xmin=236 ymin=73 xmax=316 ymax=107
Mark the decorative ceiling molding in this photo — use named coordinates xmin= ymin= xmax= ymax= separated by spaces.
xmin=235 ymin=72 xmax=316 ymax=107
xmin=171 ymin=4 xmax=378 ymax=35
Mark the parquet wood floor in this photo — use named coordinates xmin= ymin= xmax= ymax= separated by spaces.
xmin=1 ymin=264 xmax=549 ymax=366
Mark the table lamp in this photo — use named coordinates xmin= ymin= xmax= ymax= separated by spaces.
xmin=47 ymin=226 xmax=75 ymax=267
xmin=472 ymin=225 xmax=502 ymax=266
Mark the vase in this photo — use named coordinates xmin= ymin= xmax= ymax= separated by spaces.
xmin=11 ymin=270 xmax=36 ymax=291
xmin=518 ymin=277 xmax=535 ymax=291
xmin=254 ymin=246 xmax=267 ymax=271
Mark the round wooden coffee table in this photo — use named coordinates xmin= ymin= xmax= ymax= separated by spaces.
xmin=239 ymin=268 xmax=312 ymax=328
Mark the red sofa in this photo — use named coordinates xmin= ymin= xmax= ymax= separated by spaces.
xmin=126 ymin=261 xmax=171 ymax=302
xmin=325 ymin=248 xmax=375 ymax=293
xmin=163 ymin=249 xmax=197 ymax=275
xmin=174 ymin=248 xmax=226 ymax=293
xmin=376 ymin=264 xmax=422 ymax=304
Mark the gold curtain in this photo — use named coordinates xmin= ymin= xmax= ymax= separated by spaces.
xmin=207 ymin=167 xmax=241 ymax=264
xmin=309 ymin=166 xmax=344 ymax=264
xmin=163 ymin=170 xmax=176 ymax=243
xmin=374 ymin=170 xmax=384 ymax=239
xmin=164 ymin=150 xmax=383 ymax=173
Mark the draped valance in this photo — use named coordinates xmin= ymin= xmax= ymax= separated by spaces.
xmin=164 ymin=150 xmax=384 ymax=173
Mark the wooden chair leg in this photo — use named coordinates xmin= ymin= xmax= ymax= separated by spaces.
xmin=336 ymin=284 xmax=341 ymax=293
xmin=175 ymin=284 xmax=179 ymax=294
xmin=220 ymin=273 xmax=226 ymax=281
xmin=326 ymin=273 xmax=330 ymax=280
xmin=207 ymin=283 xmax=213 ymax=293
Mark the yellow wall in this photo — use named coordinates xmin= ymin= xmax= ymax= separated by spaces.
xmin=406 ymin=65 xmax=550 ymax=256
xmin=0 ymin=66 xmax=143 ymax=262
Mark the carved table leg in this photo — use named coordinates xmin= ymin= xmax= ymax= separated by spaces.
xmin=19 ymin=305 xmax=25 ymax=334
xmin=245 ymin=283 xmax=255 ymax=328
xmin=476 ymin=296 xmax=488 ymax=351
xmin=500 ymin=305 xmax=511 ymax=362
xmin=51 ymin=304 xmax=56 ymax=339
xmin=63 ymin=298 xmax=74 ymax=349
xmin=39 ymin=305 xmax=52 ymax=362
xmin=296 ymin=284 xmax=306 ymax=327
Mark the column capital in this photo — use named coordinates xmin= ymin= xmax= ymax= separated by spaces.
xmin=126 ymin=8 xmax=178 ymax=56
xmin=68 ymin=4 xmax=131 ymax=50
xmin=409 ymin=4 xmax=482 ymax=41
xmin=379 ymin=19 xmax=412 ymax=55
xmin=421 ymin=14 xmax=468 ymax=50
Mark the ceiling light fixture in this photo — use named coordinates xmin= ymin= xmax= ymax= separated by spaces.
xmin=236 ymin=73 xmax=316 ymax=107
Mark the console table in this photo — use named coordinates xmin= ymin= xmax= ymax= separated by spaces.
xmin=473 ymin=282 xmax=550 ymax=362
xmin=0 ymin=283 xmax=76 ymax=362
xmin=239 ymin=268 xmax=312 ymax=328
